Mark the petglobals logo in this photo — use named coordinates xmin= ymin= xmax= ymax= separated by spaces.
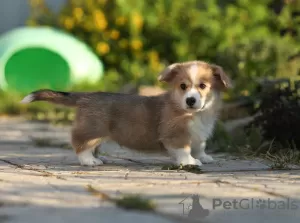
xmin=212 ymin=198 xmax=299 ymax=210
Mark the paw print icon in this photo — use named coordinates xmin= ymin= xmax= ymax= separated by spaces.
xmin=256 ymin=199 xmax=267 ymax=209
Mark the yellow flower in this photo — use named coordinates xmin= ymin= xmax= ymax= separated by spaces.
xmin=64 ymin=18 xmax=74 ymax=29
xmin=116 ymin=16 xmax=126 ymax=26
xmin=148 ymin=50 xmax=160 ymax=71
xmin=95 ymin=19 xmax=107 ymax=31
xmin=110 ymin=29 xmax=120 ymax=40
xmin=93 ymin=10 xmax=107 ymax=31
xmin=131 ymin=12 xmax=143 ymax=30
xmin=73 ymin=7 xmax=83 ymax=21
xmin=148 ymin=50 xmax=159 ymax=62
xmin=118 ymin=39 xmax=128 ymax=49
xmin=131 ymin=39 xmax=143 ymax=50
xmin=150 ymin=62 xmax=163 ymax=72
xmin=96 ymin=42 xmax=110 ymax=55
xmin=94 ymin=10 xmax=105 ymax=19
xmin=240 ymin=90 xmax=249 ymax=96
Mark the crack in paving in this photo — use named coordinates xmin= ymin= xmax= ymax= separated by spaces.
xmin=107 ymin=155 xmax=148 ymax=165
xmin=212 ymin=179 xmax=288 ymax=198
xmin=0 ymin=159 xmax=66 ymax=180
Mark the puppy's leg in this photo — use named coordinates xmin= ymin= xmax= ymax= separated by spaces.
xmin=160 ymin=117 xmax=202 ymax=166
xmin=72 ymin=129 xmax=104 ymax=166
xmin=75 ymin=139 xmax=104 ymax=166
xmin=71 ymin=107 xmax=112 ymax=166
xmin=191 ymin=140 xmax=214 ymax=164
xmin=166 ymin=145 xmax=202 ymax=166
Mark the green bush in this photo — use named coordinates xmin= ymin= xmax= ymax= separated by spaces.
xmin=27 ymin=0 xmax=300 ymax=97
xmin=249 ymin=81 xmax=300 ymax=150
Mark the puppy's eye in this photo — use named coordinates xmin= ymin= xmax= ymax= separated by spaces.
xmin=199 ymin=83 xmax=206 ymax=89
xmin=180 ymin=83 xmax=187 ymax=90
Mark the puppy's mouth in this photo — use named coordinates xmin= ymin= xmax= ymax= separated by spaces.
xmin=186 ymin=103 xmax=205 ymax=112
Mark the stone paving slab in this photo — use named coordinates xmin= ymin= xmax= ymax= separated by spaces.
xmin=1 ymin=118 xmax=300 ymax=223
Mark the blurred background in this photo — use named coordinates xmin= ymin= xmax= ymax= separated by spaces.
xmin=0 ymin=0 xmax=300 ymax=161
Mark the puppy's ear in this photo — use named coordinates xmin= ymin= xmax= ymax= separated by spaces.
xmin=158 ymin=63 xmax=180 ymax=83
xmin=211 ymin=64 xmax=232 ymax=90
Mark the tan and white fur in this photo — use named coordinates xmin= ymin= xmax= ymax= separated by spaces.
xmin=21 ymin=60 xmax=232 ymax=167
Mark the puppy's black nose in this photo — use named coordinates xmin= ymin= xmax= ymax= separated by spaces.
xmin=186 ymin=97 xmax=196 ymax=107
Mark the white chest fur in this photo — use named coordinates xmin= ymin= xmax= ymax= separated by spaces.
xmin=188 ymin=111 xmax=217 ymax=142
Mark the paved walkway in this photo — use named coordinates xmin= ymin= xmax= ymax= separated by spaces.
xmin=1 ymin=118 xmax=300 ymax=223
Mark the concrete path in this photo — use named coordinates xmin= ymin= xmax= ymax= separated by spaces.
xmin=1 ymin=118 xmax=300 ymax=223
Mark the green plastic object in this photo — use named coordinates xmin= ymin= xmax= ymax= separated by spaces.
xmin=0 ymin=27 xmax=104 ymax=93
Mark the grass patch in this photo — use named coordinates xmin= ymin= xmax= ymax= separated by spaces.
xmin=262 ymin=142 xmax=300 ymax=170
xmin=232 ymin=136 xmax=300 ymax=169
xmin=115 ymin=194 xmax=156 ymax=211
xmin=210 ymin=120 xmax=300 ymax=169
xmin=86 ymin=185 xmax=156 ymax=212
xmin=161 ymin=164 xmax=204 ymax=174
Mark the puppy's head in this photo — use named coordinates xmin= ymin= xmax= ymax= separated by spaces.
xmin=158 ymin=61 xmax=232 ymax=112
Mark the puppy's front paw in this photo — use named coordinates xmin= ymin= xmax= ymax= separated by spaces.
xmin=177 ymin=156 xmax=202 ymax=167
xmin=79 ymin=156 xmax=104 ymax=166
xmin=199 ymin=154 xmax=214 ymax=164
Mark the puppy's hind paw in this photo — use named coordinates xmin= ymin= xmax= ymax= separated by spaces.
xmin=80 ymin=157 xmax=104 ymax=166
xmin=78 ymin=150 xmax=104 ymax=166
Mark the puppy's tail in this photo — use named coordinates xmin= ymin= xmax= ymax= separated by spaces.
xmin=20 ymin=89 xmax=82 ymax=107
